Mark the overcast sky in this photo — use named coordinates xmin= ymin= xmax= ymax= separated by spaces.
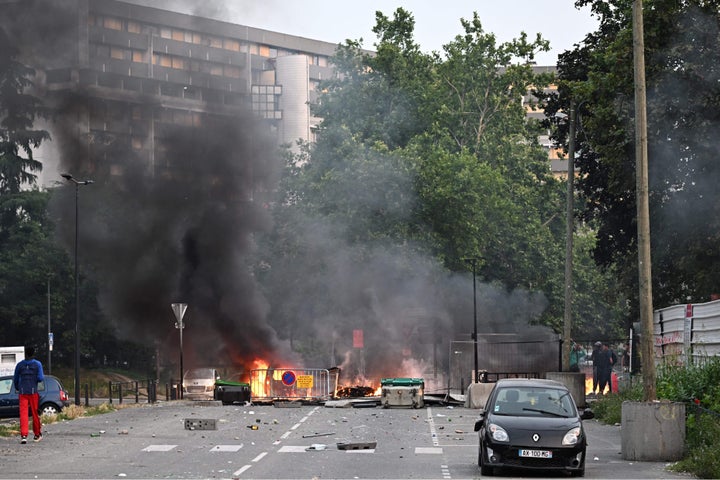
xmin=129 ymin=1 xmax=598 ymax=65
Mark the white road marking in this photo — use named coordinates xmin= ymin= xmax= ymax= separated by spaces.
xmin=290 ymin=423 xmax=301 ymax=430
xmin=278 ymin=445 xmax=310 ymax=452
xmin=209 ymin=445 xmax=243 ymax=452
xmin=415 ymin=447 xmax=443 ymax=454
xmin=252 ymin=452 xmax=268 ymax=462
xmin=232 ymin=465 xmax=252 ymax=476
xmin=142 ymin=445 xmax=177 ymax=452
xmin=280 ymin=431 xmax=291 ymax=439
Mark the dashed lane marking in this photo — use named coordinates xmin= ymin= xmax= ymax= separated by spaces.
xmin=142 ymin=445 xmax=177 ymax=452
xmin=209 ymin=445 xmax=243 ymax=452
xmin=415 ymin=447 xmax=443 ymax=454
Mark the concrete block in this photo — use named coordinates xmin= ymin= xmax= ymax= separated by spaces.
xmin=184 ymin=418 xmax=217 ymax=430
xmin=465 ymin=383 xmax=494 ymax=409
xmin=621 ymin=401 xmax=685 ymax=461
xmin=546 ymin=372 xmax=587 ymax=408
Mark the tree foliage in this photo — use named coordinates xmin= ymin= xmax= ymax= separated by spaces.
xmin=550 ymin=0 xmax=720 ymax=315
xmin=261 ymin=7 xmax=623 ymax=346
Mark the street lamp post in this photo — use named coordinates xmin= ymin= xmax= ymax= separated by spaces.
xmin=61 ymin=173 xmax=93 ymax=406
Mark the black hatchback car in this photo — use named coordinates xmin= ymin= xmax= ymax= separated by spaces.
xmin=0 ymin=375 xmax=70 ymax=417
xmin=474 ymin=378 xmax=594 ymax=477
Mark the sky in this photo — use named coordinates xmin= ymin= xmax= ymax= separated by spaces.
xmin=130 ymin=1 xmax=599 ymax=65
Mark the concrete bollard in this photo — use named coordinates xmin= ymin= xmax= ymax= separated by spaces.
xmin=621 ymin=401 xmax=685 ymax=461
xmin=546 ymin=372 xmax=587 ymax=408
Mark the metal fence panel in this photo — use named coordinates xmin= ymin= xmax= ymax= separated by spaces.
xmin=249 ymin=368 xmax=334 ymax=401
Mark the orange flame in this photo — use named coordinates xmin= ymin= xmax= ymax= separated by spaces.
xmin=250 ymin=358 xmax=270 ymax=397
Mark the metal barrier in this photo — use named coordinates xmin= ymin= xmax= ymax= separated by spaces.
xmin=250 ymin=368 xmax=334 ymax=402
xmin=106 ymin=379 xmax=157 ymax=404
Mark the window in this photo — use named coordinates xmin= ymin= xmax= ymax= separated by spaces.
xmin=0 ymin=378 xmax=12 ymax=395
xmin=153 ymin=54 xmax=172 ymax=68
xmin=110 ymin=48 xmax=128 ymax=60
xmin=224 ymin=39 xmax=240 ymax=51
xmin=127 ymin=21 xmax=142 ymax=34
xmin=103 ymin=17 xmax=122 ymax=31
xmin=225 ymin=65 xmax=240 ymax=78
xmin=132 ymin=51 xmax=146 ymax=63
xmin=160 ymin=28 xmax=172 ymax=39
xmin=258 ymin=45 xmax=270 ymax=57
xmin=171 ymin=57 xmax=187 ymax=70
xmin=208 ymin=36 xmax=222 ymax=48
xmin=172 ymin=29 xmax=184 ymax=42
xmin=210 ymin=64 xmax=223 ymax=76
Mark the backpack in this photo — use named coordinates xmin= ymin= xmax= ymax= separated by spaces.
xmin=17 ymin=360 xmax=40 ymax=394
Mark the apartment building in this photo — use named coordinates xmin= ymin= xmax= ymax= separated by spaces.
xmin=2 ymin=0 xmax=338 ymax=187
xmin=3 ymin=0 xmax=566 ymax=188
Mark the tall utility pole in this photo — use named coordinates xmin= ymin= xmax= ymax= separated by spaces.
xmin=464 ymin=258 xmax=479 ymax=383
xmin=633 ymin=0 xmax=657 ymax=400
xmin=563 ymin=100 xmax=577 ymax=372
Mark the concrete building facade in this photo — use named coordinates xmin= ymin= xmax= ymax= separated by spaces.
xmin=3 ymin=0 xmax=337 ymax=188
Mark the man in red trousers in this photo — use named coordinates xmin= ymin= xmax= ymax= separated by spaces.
xmin=13 ymin=346 xmax=45 ymax=444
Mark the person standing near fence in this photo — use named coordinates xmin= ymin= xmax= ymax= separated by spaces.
xmin=597 ymin=342 xmax=617 ymax=395
xmin=13 ymin=346 xmax=45 ymax=444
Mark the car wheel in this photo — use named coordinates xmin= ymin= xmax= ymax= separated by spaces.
xmin=40 ymin=403 xmax=59 ymax=416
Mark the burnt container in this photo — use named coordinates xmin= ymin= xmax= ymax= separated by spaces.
xmin=380 ymin=377 xmax=424 ymax=409
xmin=214 ymin=380 xmax=251 ymax=405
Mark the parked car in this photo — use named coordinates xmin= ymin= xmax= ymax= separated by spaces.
xmin=474 ymin=378 xmax=594 ymax=477
xmin=0 ymin=375 xmax=70 ymax=417
xmin=182 ymin=368 xmax=219 ymax=401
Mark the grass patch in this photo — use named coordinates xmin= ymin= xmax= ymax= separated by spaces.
xmin=0 ymin=403 xmax=119 ymax=437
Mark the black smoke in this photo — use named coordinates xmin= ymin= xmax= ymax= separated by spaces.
xmin=49 ymin=101 xmax=293 ymax=371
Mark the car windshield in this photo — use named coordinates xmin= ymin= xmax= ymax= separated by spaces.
xmin=491 ymin=386 xmax=576 ymax=418
xmin=185 ymin=369 xmax=215 ymax=380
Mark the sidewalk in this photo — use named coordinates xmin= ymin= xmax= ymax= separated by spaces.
xmin=583 ymin=419 xmax=695 ymax=479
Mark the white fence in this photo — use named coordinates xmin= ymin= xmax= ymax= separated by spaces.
xmin=654 ymin=299 xmax=720 ymax=363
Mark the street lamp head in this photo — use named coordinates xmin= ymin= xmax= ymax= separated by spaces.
xmin=61 ymin=173 xmax=73 ymax=181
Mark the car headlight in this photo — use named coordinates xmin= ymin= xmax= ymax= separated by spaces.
xmin=562 ymin=427 xmax=582 ymax=445
xmin=488 ymin=423 xmax=509 ymax=442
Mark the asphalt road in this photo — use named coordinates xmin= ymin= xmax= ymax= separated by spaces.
xmin=0 ymin=400 xmax=695 ymax=479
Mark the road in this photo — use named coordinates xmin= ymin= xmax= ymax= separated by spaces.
xmin=0 ymin=400 xmax=694 ymax=479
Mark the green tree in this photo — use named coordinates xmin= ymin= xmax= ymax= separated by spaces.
xmin=260 ymin=7 xmax=620 ymax=352
xmin=552 ymin=0 xmax=720 ymax=318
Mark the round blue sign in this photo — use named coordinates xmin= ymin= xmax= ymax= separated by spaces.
xmin=281 ymin=370 xmax=296 ymax=386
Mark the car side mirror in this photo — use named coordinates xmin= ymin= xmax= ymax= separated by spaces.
xmin=580 ymin=409 xmax=595 ymax=420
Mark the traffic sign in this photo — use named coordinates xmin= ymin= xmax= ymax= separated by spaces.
xmin=281 ymin=370 xmax=296 ymax=386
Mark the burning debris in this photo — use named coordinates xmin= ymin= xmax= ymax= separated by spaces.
xmin=335 ymin=386 xmax=377 ymax=398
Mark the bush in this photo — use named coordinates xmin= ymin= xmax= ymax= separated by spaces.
xmin=592 ymin=359 xmax=720 ymax=479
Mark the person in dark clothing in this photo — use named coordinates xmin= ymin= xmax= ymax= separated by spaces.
xmin=596 ymin=343 xmax=618 ymax=395
xmin=591 ymin=341 xmax=602 ymax=394
xmin=13 ymin=346 xmax=45 ymax=443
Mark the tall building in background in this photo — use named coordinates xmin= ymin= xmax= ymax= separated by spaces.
xmin=2 ymin=0 xmax=564 ymax=188
xmin=2 ymin=0 xmax=336 ymax=188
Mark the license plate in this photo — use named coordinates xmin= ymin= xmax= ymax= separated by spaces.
xmin=519 ymin=449 xmax=553 ymax=458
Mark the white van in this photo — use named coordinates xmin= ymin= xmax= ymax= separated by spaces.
xmin=182 ymin=368 xmax=219 ymax=400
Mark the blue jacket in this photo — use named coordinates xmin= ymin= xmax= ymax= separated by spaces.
xmin=13 ymin=358 xmax=45 ymax=394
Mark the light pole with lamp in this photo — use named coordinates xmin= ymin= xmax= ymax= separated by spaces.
xmin=61 ymin=173 xmax=93 ymax=406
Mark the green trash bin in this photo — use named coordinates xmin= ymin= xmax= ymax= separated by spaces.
xmin=380 ymin=378 xmax=424 ymax=408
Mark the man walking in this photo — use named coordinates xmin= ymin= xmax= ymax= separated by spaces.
xmin=13 ymin=346 xmax=44 ymax=444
